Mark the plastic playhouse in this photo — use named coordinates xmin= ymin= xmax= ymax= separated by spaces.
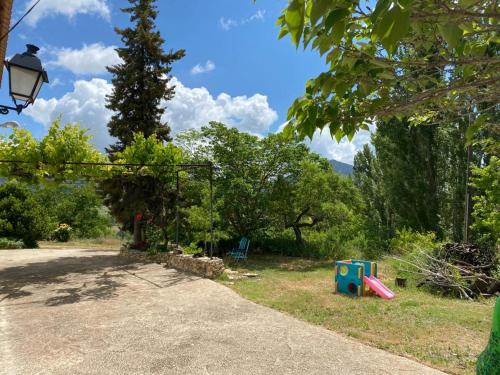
xmin=333 ymin=260 xmax=395 ymax=300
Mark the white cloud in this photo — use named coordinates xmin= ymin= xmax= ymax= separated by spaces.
xmin=305 ymin=127 xmax=375 ymax=164
xmin=24 ymin=75 xmax=367 ymax=162
xmin=24 ymin=0 xmax=111 ymax=26
xmin=48 ymin=43 xmax=121 ymax=75
xmin=49 ymin=77 xmax=63 ymax=88
xmin=219 ymin=9 xmax=266 ymax=31
xmin=242 ymin=10 xmax=266 ymax=24
xmin=163 ymin=78 xmax=278 ymax=135
xmin=25 ymin=78 xmax=114 ymax=150
xmin=24 ymin=77 xmax=278 ymax=150
xmin=219 ymin=17 xmax=238 ymax=31
xmin=191 ymin=60 xmax=216 ymax=75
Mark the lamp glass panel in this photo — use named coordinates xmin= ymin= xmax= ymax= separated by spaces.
xmin=31 ymin=76 xmax=44 ymax=101
xmin=9 ymin=66 xmax=40 ymax=101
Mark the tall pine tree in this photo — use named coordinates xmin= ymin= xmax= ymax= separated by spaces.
xmin=103 ymin=0 xmax=184 ymax=244
xmin=106 ymin=0 xmax=184 ymax=154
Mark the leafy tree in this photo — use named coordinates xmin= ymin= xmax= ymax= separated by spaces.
xmin=353 ymin=144 xmax=391 ymax=240
xmin=35 ymin=184 xmax=113 ymax=239
xmin=270 ymin=158 xmax=354 ymax=245
xmin=470 ymin=156 xmax=499 ymax=249
xmin=183 ymin=184 xmax=228 ymax=251
xmin=101 ymin=134 xmax=182 ymax=244
xmin=106 ymin=0 xmax=185 ymax=152
xmin=372 ymin=118 xmax=440 ymax=233
xmin=0 ymin=182 xmax=48 ymax=248
xmin=277 ymin=0 xmax=499 ymax=140
xmin=435 ymin=119 xmax=468 ymax=241
xmin=0 ymin=121 xmax=105 ymax=181
xmin=181 ymin=123 xmax=311 ymax=237
xmin=177 ymin=123 xmax=369 ymax=258
xmin=103 ymin=0 xmax=184 ymax=245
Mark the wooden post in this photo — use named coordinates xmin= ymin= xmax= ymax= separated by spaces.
xmin=0 ymin=0 xmax=13 ymax=87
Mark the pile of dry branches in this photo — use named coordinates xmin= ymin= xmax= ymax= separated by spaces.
xmin=393 ymin=243 xmax=499 ymax=299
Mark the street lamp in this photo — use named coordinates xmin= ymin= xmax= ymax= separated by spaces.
xmin=0 ymin=121 xmax=19 ymax=128
xmin=1 ymin=44 xmax=48 ymax=115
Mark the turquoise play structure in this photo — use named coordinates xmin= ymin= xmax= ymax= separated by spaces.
xmin=228 ymin=237 xmax=250 ymax=261
xmin=334 ymin=259 xmax=395 ymax=299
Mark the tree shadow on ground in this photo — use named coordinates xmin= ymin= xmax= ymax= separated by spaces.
xmin=0 ymin=252 xmax=203 ymax=307
xmin=0 ymin=254 xmax=179 ymax=307
xmin=44 ymin=271 xmax=128 ymax=307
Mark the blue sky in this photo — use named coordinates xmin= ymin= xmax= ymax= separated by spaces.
xmin=0 ymin=0 xmax=372 ymax=163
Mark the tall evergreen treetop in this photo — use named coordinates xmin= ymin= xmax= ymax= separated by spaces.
xmin=106 ymin=0 xmax=185 ymax=153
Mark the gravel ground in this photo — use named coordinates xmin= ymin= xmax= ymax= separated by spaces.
xmin=0 ymin=248 xmax=445 ymax=375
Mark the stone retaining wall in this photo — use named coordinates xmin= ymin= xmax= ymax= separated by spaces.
xmin=119 ymin=247 xmax=225 ymax=279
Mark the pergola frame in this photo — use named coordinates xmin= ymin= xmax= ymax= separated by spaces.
xmin=0 ymin=159 xmax=215 ymax=258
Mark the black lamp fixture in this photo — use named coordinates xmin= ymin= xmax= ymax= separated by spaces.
xmin=1 ymin=44 xmax=49 ymax=115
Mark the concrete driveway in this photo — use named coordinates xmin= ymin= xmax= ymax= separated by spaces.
xmin=0 ymin=248 xmax=444 ymax=375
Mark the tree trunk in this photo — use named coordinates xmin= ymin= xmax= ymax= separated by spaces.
xmin=292 ymin=225 xmax=304 ymax=246
xmin=133 ymin=216 xmax=142 ymax=245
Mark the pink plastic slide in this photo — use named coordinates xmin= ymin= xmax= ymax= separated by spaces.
xmin=363 ymin=276 xmax=395 ymax=300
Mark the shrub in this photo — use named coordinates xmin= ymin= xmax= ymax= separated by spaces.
xmin=53 ymin=224 xmax=72 ymax=242
xmin=35 ymin=184 xmax=113 ymax=239
xmin=0 ymin=181 xmax=48 ymax=248
xmin=388 ymin=229 xmax=442 ymax=285
xmin=183 ymin=242 xmax=204 ymax=255
xmin=389 ymin=228 xmax=439 ymax=255
xmin=306 ymin=230 xmax=357 ymax=260
xmin=145 ymin=224 xmax=167 ymax=254
xmin=0 ymin=237 xmax=25 ymax=249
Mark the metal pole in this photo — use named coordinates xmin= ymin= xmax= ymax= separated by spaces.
xmin=464 ymin=143 xmax=473 ymax=243
xmin=209 ymin=163 xmax=214 ymax=259
xmin=463 ymin=110 xmax=473 ymax=243
xmin=175 ymin=171 xmax=179 ymax=248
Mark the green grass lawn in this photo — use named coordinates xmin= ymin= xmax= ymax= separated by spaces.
xmin=219 ymin=255 xmax=494 ymax=375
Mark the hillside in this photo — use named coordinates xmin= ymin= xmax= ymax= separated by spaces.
xmin=329 ymin=160 xmax=353 ymax=176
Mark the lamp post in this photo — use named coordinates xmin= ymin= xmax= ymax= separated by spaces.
xmin=1 ymin=44 xmax=48 ymax=115
xmin=0 ymin=121 xmax=19 ymax=128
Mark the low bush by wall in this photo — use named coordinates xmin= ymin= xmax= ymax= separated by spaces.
xmin=0 ymin=238 xmax=25 ymax=249
xmin=119 ymin=246 xmax=225 ymax=279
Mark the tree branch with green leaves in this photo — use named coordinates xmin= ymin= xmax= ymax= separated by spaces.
xmin=277 ymin=0 xmax=499 ymax=141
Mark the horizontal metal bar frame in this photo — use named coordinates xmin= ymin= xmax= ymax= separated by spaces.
xmin=0 ymin=159 xmax=212 ymax=169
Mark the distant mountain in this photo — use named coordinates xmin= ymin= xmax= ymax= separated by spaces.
xmin=329 ymin=159 xmax=353 ymax=176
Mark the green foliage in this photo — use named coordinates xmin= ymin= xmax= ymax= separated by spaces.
xmin=178 ymin=123 xmax=370 ymax=259
xmin=471 ymin=156 xmax=500 ymax=249
xmin=389 ymin=228 xmax=439 ymax=255
xmin=106 ymin=0 xmax=185 ymax=152
xmin=0 ymin=182 xmax=48 ymax=248
xmin=35 ymin=184 xmax=113 ymax=239
xmin=0 ymin=121 xmax=105 ymax=181
xmin=102 ymin=133 xmax=182 ymax=242
xmin=0 ymin=238 xmax=25 ymax=249
xmin=53 ymin=224 xmax=72 ymax=242
xmin=180 ymin=123 xmax=311 ymax=237
xmin=103 ymin=0 xmax=185 ymax=245
xmin=114 ymin=133 xmax=182 ymax=180
xmin=371 ymin=119 xmax=440 ymax=233
xmin=183 ymin=242 xmax=204 ymax=255
xmin=144 ymin=224 xmax=165 ymax=254
xmin=353 ymin=118 xmax=470 ymax=243
xmin=183 ymin=186 xmax=229 ymax=249
xmin=277 ymin=0 xmax=498 ymax=141
xmin=270 ymin=157 xmax=361 ymax=246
